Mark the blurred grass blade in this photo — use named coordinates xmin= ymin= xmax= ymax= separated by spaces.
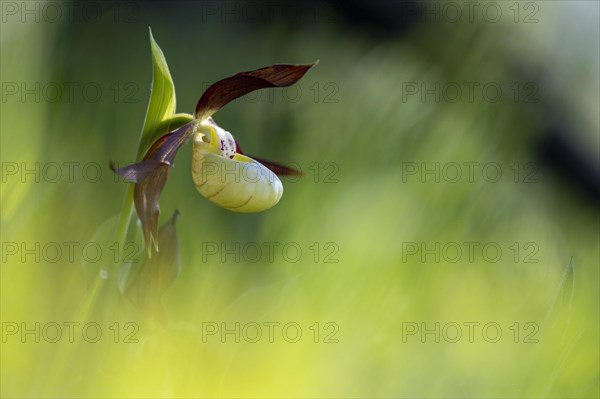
xmin=125 ymin=210 xmax=181 ymax=323
xmin=81 ymin=213 xmax=120 ymax=287
xmin=136 ymin=28 xmax=178 ymax=160
xmin=541 ymin=257 xmax=575 ymax=337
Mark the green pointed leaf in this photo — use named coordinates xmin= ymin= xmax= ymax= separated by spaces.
xmin=136 ymin=28 xmax=178 ymax=160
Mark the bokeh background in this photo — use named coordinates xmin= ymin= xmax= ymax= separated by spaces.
xmin=1 ymin=0 xmax=599 ymax=397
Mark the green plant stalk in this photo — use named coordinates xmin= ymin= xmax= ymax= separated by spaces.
xmin=114 ymin=26 xmax=195 ymax=250
xmin=115 ymin=183 xmax=135 ymax=248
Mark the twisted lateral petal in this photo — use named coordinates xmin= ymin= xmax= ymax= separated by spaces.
xmin=249 ymin=156 xmax=303 ymax=176
xmin=111 ymin=122 xmax=195 ymax=254
xmin=109 ymin=159 xmax=165 ymax=183
xmin=146 ymin=122 xmax=196 ymax=165
xmin=234 ymin=140 xmax=302 ymax=176
xmin=194 ymin=63 xmax=317 ymax=120
xmin=133 ymin=163 xmax=170 ymax=253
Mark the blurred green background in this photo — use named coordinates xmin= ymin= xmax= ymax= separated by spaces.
xmin=1 ymin=0 xmax=598 ymax=397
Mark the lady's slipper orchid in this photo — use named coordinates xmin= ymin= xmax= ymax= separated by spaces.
xmin=112 ymin=63 xmax=315 ymax=253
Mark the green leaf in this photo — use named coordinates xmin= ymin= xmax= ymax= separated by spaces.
xmin=136 ymin=28 xmax=178 ymax=160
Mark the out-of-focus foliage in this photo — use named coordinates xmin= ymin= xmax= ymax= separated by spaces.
xmin=1 ymin=1 xmax=598 ymax=398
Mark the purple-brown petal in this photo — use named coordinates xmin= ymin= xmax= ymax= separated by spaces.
xmin=110 ymin=159 xmax=166 ymax=183
xmin=133 ymin=163 xmax=170 ymax=253
xmin=251 ymin=156 xmax=303 ymax=176
xmin=111 ymin=122 xmax=195 ymax=252
xmin=194 ymin=63 xmax=317 ymax=120
xmin=151 ymin=122 xmax=196 ymax=165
